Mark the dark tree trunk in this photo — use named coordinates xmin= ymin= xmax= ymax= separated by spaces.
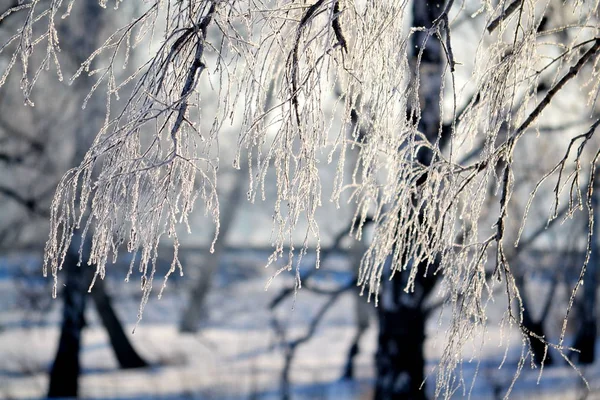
xmin=572 ymin=185 xmax=599 ymax=364
xmin=514 ymin=272 xmax=554 ymax=366
xmin=342 ymin=287 xmax=371 ymax=380
xmin=374 ymin=2 xmax=447 ymax=399
xmin=572 ymin=323 xmax=597 ymax=364
xmin=342 ymin=314 xmax=368 ymax=379
xmin=48 ymin=252 xmax=87 ymax=398
xmin=342 ymin=234 xmax=371 ymax=380
xmin=48 ymin=250 xmax=149 ymax=397
xmin=375 ymin=312 xmax=426 ymax=399
xmin=374 ymin=267 xmax=437 ymax=400
xmin=48 ymin=9 xmax=102 ymax=397
xmin=523 ymin=318 xmax=553 ymax=366
xmin=47 ymin=2 xmax=147 ymax=397
xmin=89 ymin=275 xmax=149 ymax=369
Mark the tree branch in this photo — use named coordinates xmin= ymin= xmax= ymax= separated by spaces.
xmin=487 ymin=0 xmax=522 ymax=33
xmin=0 ymin=185 xmax=48 ymax=217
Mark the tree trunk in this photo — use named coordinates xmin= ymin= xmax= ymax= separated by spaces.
xmin=89 ymin=275 xmax=149 ymax=369
xmin=523 ymin=318 xmax=553 ymax=366
xmin=48 ymin=7 xmax=101 ymax=396
xmin=573 ymin=184 xmax=599 ymax=364
xmin=573 ymin=320 xmax=597 ymax=364
xmin=48 ymin=247 xmax=149 ymax=397
xmin=515 ymin=272 xmax=554 ymax=366
xmin=179 ymin=172 xmax=245 ymax=332
xmin=342 ymin=238 xmax=371 ymax=380
xmin=374 ymin=2 xmax=446 ymax=398
xmin=47 ymin=2 xmax=148 ymax=396
xmin=48 ymin=251 xmax=87 ymax=398
xmin=374 ymin=265 xmax=437 ymax=400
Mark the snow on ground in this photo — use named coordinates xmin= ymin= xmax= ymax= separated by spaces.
xmin=1 ymin=249 xmax=600 ymax=399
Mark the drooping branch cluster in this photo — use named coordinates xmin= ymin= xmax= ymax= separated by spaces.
xmin=22 ymin=1 xmax=225 ymax=319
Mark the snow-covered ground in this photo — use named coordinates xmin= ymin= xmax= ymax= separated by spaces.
xmin=1 ymin=249 xmax=600 ymax=399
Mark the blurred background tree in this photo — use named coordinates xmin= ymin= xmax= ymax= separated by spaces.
xmin=0 ymin=2 xmax=148 ymax=398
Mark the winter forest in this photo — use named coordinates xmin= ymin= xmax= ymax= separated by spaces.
xmin=1 ymin=0 xmax=600 ymax=399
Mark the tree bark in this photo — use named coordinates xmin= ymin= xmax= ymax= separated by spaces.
xmin=523 ymin=318 xmax=553 ymax=366
xmin=342 ymin=238 xmax=371 ymax=380
xmin=89 ymin=275 xmax=149 ymax=369
xmin=48 ymin=251 xmax=87 ymax=398
xmin=48 ymin=246 xmax=149 ymax=397
xmin=375 ymin=262 xmax=438 ymax=400
xmin=49 ymin=2 xmax=148 ymax=388
xmin=515 ymin=272 xmax=554 ymax=366
xmin=374 ymin=2 xmax=446 ymax=398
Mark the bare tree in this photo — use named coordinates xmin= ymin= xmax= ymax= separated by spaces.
xmin=2 ymin=0 xmax=600 ymax=398
xmin=179 ymin=169 xmax=246 ymax=333
xmin=0 ymin=2 xmax=149 ymax=398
